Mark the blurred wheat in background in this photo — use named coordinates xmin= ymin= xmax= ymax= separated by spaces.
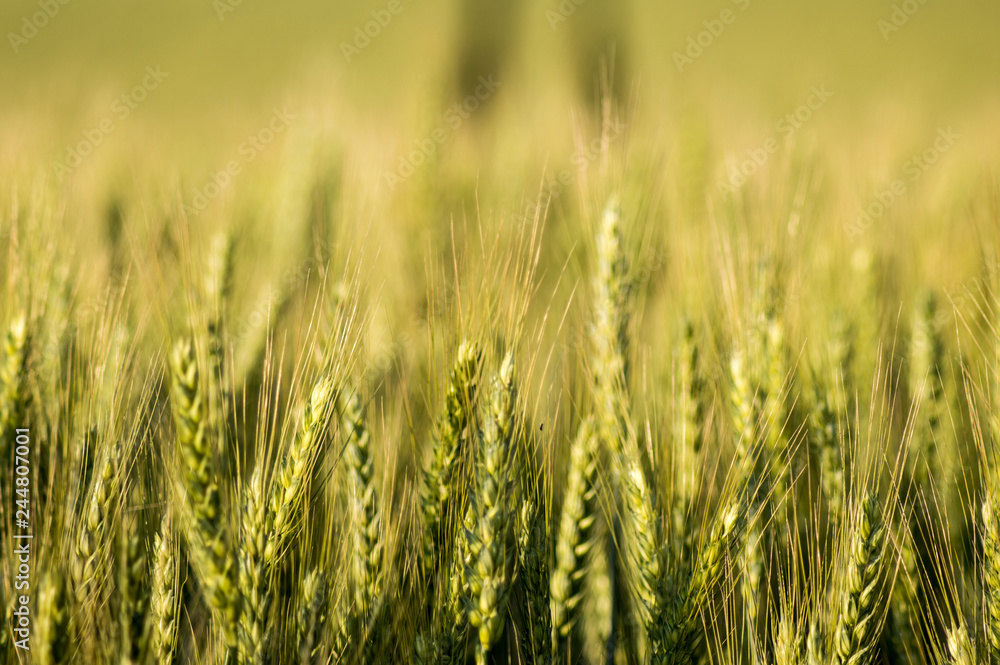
xmin=1 ymin=0 xmax=999 ymax=663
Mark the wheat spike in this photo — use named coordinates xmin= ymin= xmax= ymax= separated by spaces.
xmin=74 ymin=441 xmax=119 ymax=603
xmin=983 ymin=491 xmax=1000 ymax=660
xmin=947 ymin=622 xmax=975 ymax=665
xmin=833 ymin=493 xmax=888 ymax=665
xmin=551 ymin=418 xmax=599 ymax=655
xmin=296 ymin=569 xmax=329 ymax=665
xmin=466 ymin=352 xmax=519 ymax=665
xmin=518 ymin=498 xmax=551 ymax=664
xmin=654 ymin=498 xmax=746 ymax=665
xmin=119 ymin=525 xmax=150 ymax=664
xmin=36 ymin=571 xmax=70 ymax=665
xmin=0 ymin=312 xmax=29 ymax=466
xmin=238 ymin=468 xmax=270 ymax=665
xmin=421 ymin=340 xmax=479 ymax=576
xmin=265 ymin=377 xmax=335 ymax=565
xmin=773 ymin=611 xmax=804 ymax=665
xmin=169 ymin=336 xmax=241 ymax=647
xmin=150 ymin=527 xmax=180 ymax=665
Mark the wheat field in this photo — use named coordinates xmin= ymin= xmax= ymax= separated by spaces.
xmin=2 ymin=1 xmax=1000 ymax=664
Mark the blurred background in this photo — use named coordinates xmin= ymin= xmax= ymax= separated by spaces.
xmin=2 ymin=0 xmax=998 ymax=169
xmin=1 ymin=0 xmax=998 ymax=328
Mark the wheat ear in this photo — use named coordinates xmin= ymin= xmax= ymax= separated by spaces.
xmin=676 ymin=319 xmax=705 ymax=501
xmin=622 ymin=456 xmax=662 ymax=634
xmin=421 ymin=340 xmax=479 ymax=575
xmin=886 ymin=526 xmax=919 ymax=663
xmin=654 ymin=498 xmax=746 ymax=665
xmin=982 ymin=491 xmax=1000 ymax=659
xmin=296 ymin=568 xmax=329 ymax=665
xmin=265 ymin=377 xmax=335 ymax=565
xmin=947 ymin=622 xmax=975 ymax=665
xmin=205 ymin=231 xmax=234 ymax=463
xmin=169 ymin=337 xmax=241 ymax=647
xmin=743 ymin=526 xmax=764 ymax=665
xmin=36 ymin=571 xmax=70 ymax=665
xmin=74 ymin=441 xmax=119 ymax=603
xmin=0 ymin=312 xmax=29 ymax=465
xmin=238 ymin=468 xmax=269 ymax=665
xmin=833 ymin=493 xmax=888 ymax=665
xmin=773 ymin=610 xmax=804 ymax=665
xmin=331 ymin=387 xmax=384 ymax=662
xmin=518 ymin=497 xmax=551 ymax=664
xmin=591 ymin=197 xmax=630 ymax=462
xmin=150 ymin=527 xmax=180 ymax=665
xmin=551 ymin=418 xmax=599 ymax=655
xmin=730 ymin=349 xmax=757 ymax=462
xmin=805 ymin=619 xmax=826 ymax=665
xmin=466 ymin=352 xmax=518 ymax=665
xmin=810 ymin=385 xmax=843 ymax=524
xmin=120 ymin=525 xmax=150 ymax=663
